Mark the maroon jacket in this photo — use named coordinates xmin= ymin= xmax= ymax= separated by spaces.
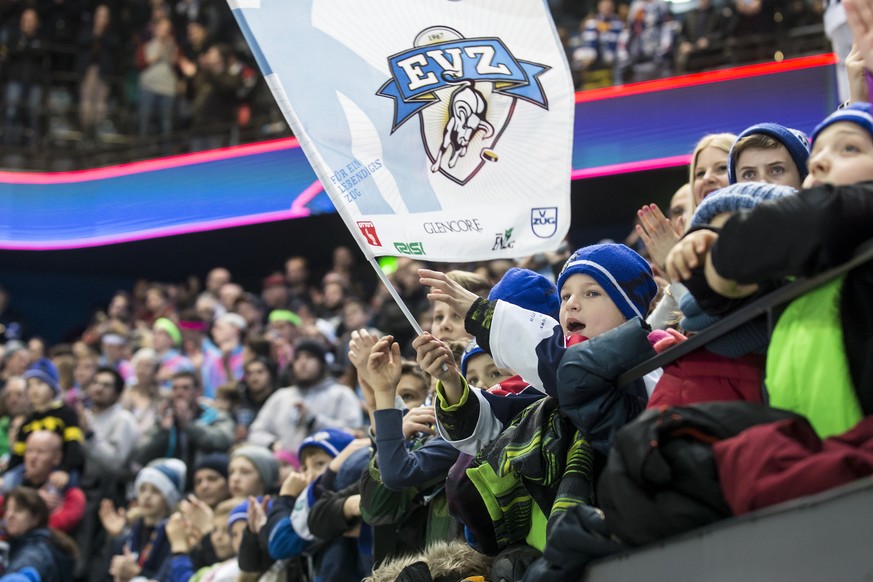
xmin=648 ymin=350 xmax=765 ymax=409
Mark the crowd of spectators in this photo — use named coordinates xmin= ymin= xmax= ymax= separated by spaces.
xmin=0 ymin=0 xmax=829 ymax=167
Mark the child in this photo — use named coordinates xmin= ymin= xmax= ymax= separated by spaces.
xmin=102 ymin=458 xmax=186 ymax=581
xmin=261 ymin=428 xmax=355 ymax=561
xmin=727 ymin=122 xmax=810 ymax=188
xmin=351 ymin=332 xmax=463 ymax=565
xmin=668 ymin=102 xmax=873 ymax=437
xmin=460 ymin=340 xmax=515 ymax=390
xmin=653 ymin=181 xmax=797 ymax=408
xmin=228 ymin=445 xmax=279 ymax=498
xmin=7 ymin=360 xmax=84 ymax=490
xmin=419 ymin=245 xmax=658 ymax=453
xmin=164 ymin=496 xmax=244 ymax=582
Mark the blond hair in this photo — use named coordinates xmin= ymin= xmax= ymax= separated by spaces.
xmin=688 ymin=133 xmax=736 ymax=209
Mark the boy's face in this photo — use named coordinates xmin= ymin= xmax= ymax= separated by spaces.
xmin=26 ymin=378 xmax=54 ymax=410
xmin=210 ymin=513 xmax=233 ymax=560
xmin=559 ymin=273 xmax=626 ymax=341
xmin=736 ymin=144 xmax=802 ymax=188
xmin=301 ymin=448 xmax=332 ymax=478
xmin=228 ymin=457 xmax=264 ymax=498
xmin=397 ymin=373 xmax=429 ymax=408
xmin=432 ymin=302 xmax=470 ymax=342
xmin=138 ymin=483 xmax=170 ymax=521
xmin=807 ymin=122 xmax=873 ymax=187
xmin=464 ymin=353 xmax=514 ymax=390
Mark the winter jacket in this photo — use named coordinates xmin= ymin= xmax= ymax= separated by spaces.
xmin=4 ymin=528 xmax=74 ymax=582
xmin=714 ymin=414 xmax=873 ymax=515
xmin=598 ymin=401 xmax=801 ymax=546
xmin=648 ymin=350 xmax=765 ymax=409
xmin=556 ymin=318 xmax=654 ymax=455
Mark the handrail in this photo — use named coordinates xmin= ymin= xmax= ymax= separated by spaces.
xmin=616 ymin=237 xmax=873 ymax=387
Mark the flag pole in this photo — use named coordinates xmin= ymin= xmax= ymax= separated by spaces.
xmin=367 ymin=257 xmax=424 ymax=336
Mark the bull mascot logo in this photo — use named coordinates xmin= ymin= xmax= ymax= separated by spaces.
xmin=378 ymin=26 xmax=550 ymax=185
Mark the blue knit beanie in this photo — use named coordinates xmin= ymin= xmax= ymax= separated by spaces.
xmin=460 ymin=339 xmax=486 ymax=377
xmin=691 ymin=182 xmax=797 ymax=229
xmin=728 ymin=123 xmax=810 ymax=184
xmin=487 ymin=268 xmax=560 ymax=321
xmin=134 ymin=458 xmax=187 ymax=509
xmin=811 ymin=102 xmax=873 ymax=146
xmin=23 ymin=358 xmax=60 ymax=395
xmin=556 ymin=244 xmax=657 ymax=320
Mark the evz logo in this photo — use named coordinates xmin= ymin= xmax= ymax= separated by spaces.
xmin=394 ymin=242 xmax=426 ymax=256
xmin=378 ymin=26 xmax=550 ymax=185
xmin=357 ymin=221 xmax=382 ymax=247
xmin=492 ymin=228 xmax=515 ymax=250
xmin=531 ymin=207 xmax=557 ymax=238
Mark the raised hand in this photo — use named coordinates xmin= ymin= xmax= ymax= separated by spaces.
xmin=367 ymin=336 xmax=403 ymax=409
xmin=665 ymin=229 xmax=719 ymax=282
xmin=280 ymin=470 xmax=312 ymax=498
xmin=418 ymin=269 xmax=478 ymax=319
xmin=402 ymin=405 xmax=436 ymax=438
xmin=99 ymin=499 xmax=128 ymax=537
xmin=846 ymin=0 xmax=873 ymax=75
xmin=636 ymin=203 xmax=681 ymax=271
xmin=412 ymin=333 xmax=462 ymax=405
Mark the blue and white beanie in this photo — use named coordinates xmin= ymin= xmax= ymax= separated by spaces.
xmin=297 ymin=428 xmax=354 ymax=460
xmin=487 ymin=268 xmax=561 ymax=321
xmin=728 ymin=123 xmax=810 ymax=184
xmin=811 ymin=102 xmax=873 ymax=146
xmin=135 ymin=458 xmax=187 ymax=509
xmin=691 ymin=182 xmax=797 ymax=229
xmin=556 ymin=243 xmax=657 ymax=321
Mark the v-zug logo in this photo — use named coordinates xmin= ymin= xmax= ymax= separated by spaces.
xmin=378 ymin=26 xmax=550 ymax=186
xmin=531 ymin=207 xmax=558 ymax=238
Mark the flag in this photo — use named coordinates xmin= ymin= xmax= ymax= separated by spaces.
xmin=230 ymin=0 xmax=573 ymax=262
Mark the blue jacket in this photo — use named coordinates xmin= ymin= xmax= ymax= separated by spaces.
xmin=3 ymin=528 xmax=74 ymax=582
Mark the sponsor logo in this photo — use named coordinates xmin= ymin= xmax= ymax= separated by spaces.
xmin=394 ymin=241 xmax=427 ymax=256
xmin=530 ymin=207 xmax=558 ymax=238
xmin=357 ymin=221 xmax=382 ymax=246
xmin=423 ymin=218 xmax=484 ymax=234
xmin=492 ymin=227 xmax=515 ymax=250
xmin=378 ymin=26 xmax=550 ymax=185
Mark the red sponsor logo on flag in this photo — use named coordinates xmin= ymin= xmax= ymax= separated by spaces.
xmin=357 ymin=221 xmax=382 ymax=246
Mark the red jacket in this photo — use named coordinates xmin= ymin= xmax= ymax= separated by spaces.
xmin=648 ymin=349 xmax=765 ymax=409
xmin=0 ymin=485 xmax=86 ymax=534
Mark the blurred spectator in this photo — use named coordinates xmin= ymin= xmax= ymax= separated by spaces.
xmin=571 ymin=0 xmax=625 ymax=89
xmin=620 ymin=0 xmax=674 ymax=83
xmin=676 ymin=0 xmax=731 ymax=73
xmin=1 ymin=343 xmax=30 ymax=392
xmin=75 ymin=4 xmax=119 ymax=141
xmin=181 ymin=43 xmax=238 ymax=152
xmin=137 ymin=15 xmax=178 ymax=143
xmin=2 ymin=8 xmax=49 ymax=147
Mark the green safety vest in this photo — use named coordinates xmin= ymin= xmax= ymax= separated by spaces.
xmin=766 ymin=276 xmax=863 ymax=438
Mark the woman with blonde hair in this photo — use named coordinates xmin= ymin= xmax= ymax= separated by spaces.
xmin=688 ymin=132 xmax=736 ymax=207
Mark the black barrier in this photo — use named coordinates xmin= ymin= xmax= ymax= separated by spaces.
xmin=616 ymin=238 xmax=873 ymax=388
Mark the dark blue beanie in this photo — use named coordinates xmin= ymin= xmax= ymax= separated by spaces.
xmin=727 ymin=123 xmax=810 ymax=184
xmin=556 ymin=244 xmax=657 ymax=321
xmin=811 ymin=102 xmax=873 ymax=147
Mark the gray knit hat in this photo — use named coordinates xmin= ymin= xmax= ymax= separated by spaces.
xmin=231 ymin=445 xmax=279 ymax=490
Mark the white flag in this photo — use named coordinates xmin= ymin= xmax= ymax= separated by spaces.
xmin=230 ymin=0 xmax=573 ymax=262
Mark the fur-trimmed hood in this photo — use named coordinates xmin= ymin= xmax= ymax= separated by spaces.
xmin=364 ymin=541 xmax=493 ymax=582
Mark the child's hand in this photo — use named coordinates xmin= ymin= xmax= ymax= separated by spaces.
xmin=180 ymin=494 xmax=214 ymax=536
xmin=412 ymin=333 xmax=462 ymax=404
xmin=418 ymin=268 xmax=478 ymax=320
xmin=99 ymin=498 xmax=127 ymax=537
xmin=665 ymin=229 xmax=719 ymax=281
xmin=636 ymin=203 xmax=681 ymax=271
xmin=367 ymin=336 xmax=402 ymax=409
xmin=280 ymin=471 xmax=312 ymax=498
xmin=109 ymin=546 xmax=141 ymax=582
xmin=847 ymin=44 xmax=870 ymax=103
xmin=342 ymin=494 xmax=361 ymax=520
xmin=402 ymin=405 xmax=436 ymax=438
xmin=348 ymin=329 xmax=378 ymax=374
xmin=247 ymin=495 xmax=270 ymax=534
xmin=165 ymin=512 xmax=190 ymax=552
xmin=48 ymin=470 xmax=70 ymax=490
